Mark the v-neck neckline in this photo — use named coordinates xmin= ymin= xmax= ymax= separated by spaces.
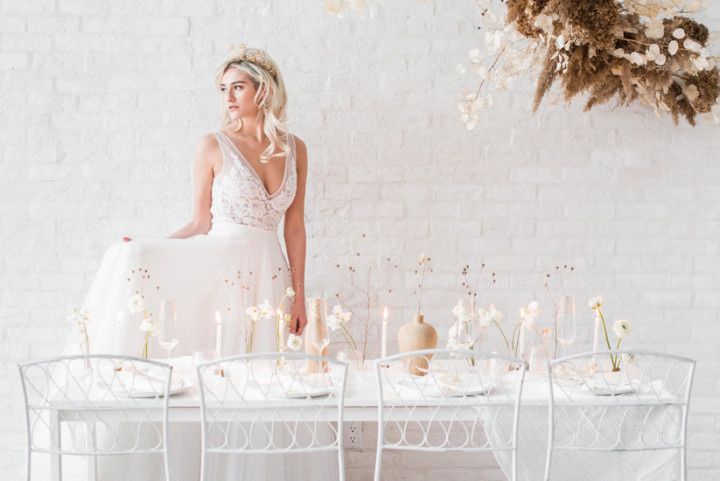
xmin=217 ymin=130 xmax=289 ymax=198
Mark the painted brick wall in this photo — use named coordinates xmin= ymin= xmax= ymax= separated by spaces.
xmin=1 ymin=1 xmax=719 ymax=480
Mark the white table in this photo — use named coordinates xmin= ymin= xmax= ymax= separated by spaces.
xmin=46 ymin=358 xmax=682 ymax=481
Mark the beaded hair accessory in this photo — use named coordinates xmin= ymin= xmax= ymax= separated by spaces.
xmin=225 ymin=44 xmax=278 ymax=80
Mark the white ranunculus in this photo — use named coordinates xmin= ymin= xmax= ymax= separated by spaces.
xmin=613 ymin=319 xmax=631 ymax=338
xmin=655 ymin=54 xmax=666 ymax=66
xmin=128 ymin=294 xmax=144 ymax=314
xmin=668 ymin=40 xmax=679 ymax=56
xmin=672 ymin=28 xmax=686 ymax=39
xmin=477 ymin=308 xmax=492 ymax=328
xmin=446 ymin=338 xmax=460 ymax=350
xmin=286 ymin=333 xmax=302 ymax=351
xmin=327 ymin=314 xmax=342 ymax=331
xmin=286 ymin=287 xmax=295 ymax=298
xmin=621 ymin=353 xmax=635 ymax=364
xmin=452 ymin=300 xmax=471 ymax=323
xmin=259 ymin=300 xmax=274 ymax=319
xmin=245 ymin=306 xmax=260 ymax=321
xmin=67 ymin=310 xmax=83 ymax=327
xmin=526 ymin=301 xmax=541 ymax=318
xmin=140 ymin=316 xmax=158 ymax=333
xmin=588 ymin=296 xmax=603 ymax=309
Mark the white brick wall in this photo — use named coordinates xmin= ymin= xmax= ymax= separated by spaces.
xmin=1 ymin=1 xmax=719 ymax=480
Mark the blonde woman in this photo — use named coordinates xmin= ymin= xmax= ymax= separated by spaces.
xmin=73 ymin=45 xmax=335 ymax=480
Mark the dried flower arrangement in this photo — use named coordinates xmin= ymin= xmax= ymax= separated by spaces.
xmin=332 ymin=234 xmax=398 ymax=361
xmin=543 ymin=264 xmax=575 ymax=358
xmin=460 ymin=0 xmax=720 ymax=127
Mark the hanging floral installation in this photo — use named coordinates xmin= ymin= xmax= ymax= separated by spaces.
xmin=459 ymin=0 xmax=720 ymax=128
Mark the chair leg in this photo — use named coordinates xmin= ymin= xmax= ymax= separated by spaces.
xmin=543 ymin=445 xmax=552 ymax=481
xmin=338 ymin=445 xmax=345 ymax=481
xmin=50 ymin=411 xmax=62 ymax=481
xmin=26 ymin=450 xmax=31 ymax=481
xmin=373 ymin=445 xmax=382 ymax=481
xmin=680 ymin=446 xmax=686 ymax=481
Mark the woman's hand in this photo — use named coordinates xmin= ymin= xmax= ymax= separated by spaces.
xmin=288 ymin=299 xmax=308 ymax=336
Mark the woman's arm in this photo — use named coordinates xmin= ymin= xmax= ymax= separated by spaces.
xmin=166 ymin=134 xmax=220 ymax=239
xmin=284 ymin=137 xmax=308 ymax=335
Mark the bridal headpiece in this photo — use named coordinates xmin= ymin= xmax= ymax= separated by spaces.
xmin=225 ymin=44 xmax=278 ymax=80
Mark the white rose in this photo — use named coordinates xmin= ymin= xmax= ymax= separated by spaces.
xmin=613 ymin=319 xmax=631 ymax=338
xmin=668 ymin=40 xmax=679 ymax=56
xmin=286 ymin=333 xmax=302 ymax=351
xmin=128 ymin=294 xmax=144 ymax=314
xmin=286 ymin=287 xmax=295 ymax=297
xmin=672 ymin=28 xmax=685 ymax=39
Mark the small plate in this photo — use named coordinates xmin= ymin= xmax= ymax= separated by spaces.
xmin=112 ymin=377 xmax=194 ymax=398
xmin=267 ymin=385 xmax=332 ymax=399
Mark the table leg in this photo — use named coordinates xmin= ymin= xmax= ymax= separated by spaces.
xmin=86 ymin=421 xmax=97 ymax=481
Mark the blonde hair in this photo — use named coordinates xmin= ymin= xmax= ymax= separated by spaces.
xmin=215 ymin=48 xmax=289 ymax=163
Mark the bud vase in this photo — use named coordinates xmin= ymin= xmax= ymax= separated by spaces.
xmin=398 ymin=313 xmax=438 ymax=375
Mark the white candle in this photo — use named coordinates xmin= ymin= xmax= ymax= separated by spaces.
xmin=215 ymin=311 xmax=223 ymax=359
xmin=593 ymin=313 xmax=600 ymax=353
xmin=517 ymin=323 xmax=526 ymax=359
xmin=381 ymin=306 xmax=389 ymax=359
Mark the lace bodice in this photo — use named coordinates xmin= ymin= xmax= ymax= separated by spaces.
xmin=210 ymin=131 xmax=297 ymax=231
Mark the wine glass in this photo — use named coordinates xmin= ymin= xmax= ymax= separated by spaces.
xmin=158 ymin=299 xmax=179 ymax=359
xmin=556 ymin=295 xmax=576 ymax=358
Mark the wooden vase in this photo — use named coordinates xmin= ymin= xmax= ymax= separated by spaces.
xmin=398 ymin=313 xmax=438 ymax=375
xmin=304 ymin=297 xmax=329 ymax=373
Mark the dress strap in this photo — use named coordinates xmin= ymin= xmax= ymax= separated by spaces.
xmin=213 ymin=131 xmax=235 ymax=177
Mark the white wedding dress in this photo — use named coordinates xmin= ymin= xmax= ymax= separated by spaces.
xmin=61 ymin=130 xmax=338 ymax=481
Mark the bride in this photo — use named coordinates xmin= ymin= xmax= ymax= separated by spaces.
xmin=71 ymin=45 xmax=337 ymax=481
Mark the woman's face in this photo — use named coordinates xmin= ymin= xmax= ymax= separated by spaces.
xmin=219 ymin=67 xmax=261 ymax=121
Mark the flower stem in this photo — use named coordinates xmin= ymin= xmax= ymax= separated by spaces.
xmin=340 ymin=323 xmax=358 ymax=351
xmin=492 ymin=319 xmax=511 ymax=355
xmin=596 ymin=307 xmax=618 ymax=370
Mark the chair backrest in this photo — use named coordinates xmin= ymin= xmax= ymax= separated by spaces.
xmin=196 ymin=352 xmax=348 ymax=454
xmin=18 ymin=355 xmax=173 ymax=456
xmin=375 ymin=348 xmax=526 ymax=452
xmin=546 ymin=350 xmax=695 ymax=452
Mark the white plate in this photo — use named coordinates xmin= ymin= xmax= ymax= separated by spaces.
xmin=586 ymin=374 xmax=638 ymax=396
xmin=267 ymin=385 xmax=332 ymax=399
xmin=399 ymin=377 xmax=494 ymax=397
xmin=111 ymin=377 xmax=194 ymax=398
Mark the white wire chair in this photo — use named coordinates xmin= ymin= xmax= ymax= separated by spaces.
xmin=18 ymin=354 xmax=173 ymax=481
xmin=374 ymin=348 xmax=526 ymax=481
xmin=196 ymin=352 xmax=349 ymax=481
xmin=545 ymin=350 xmax=695 ymax=481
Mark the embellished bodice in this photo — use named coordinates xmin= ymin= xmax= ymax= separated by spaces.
xmin=210 ymin=131 xmax=297 ymax=231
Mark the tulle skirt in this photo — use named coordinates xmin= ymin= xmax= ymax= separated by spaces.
xmin=57 ymin=222 xmax=338 ymax=481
